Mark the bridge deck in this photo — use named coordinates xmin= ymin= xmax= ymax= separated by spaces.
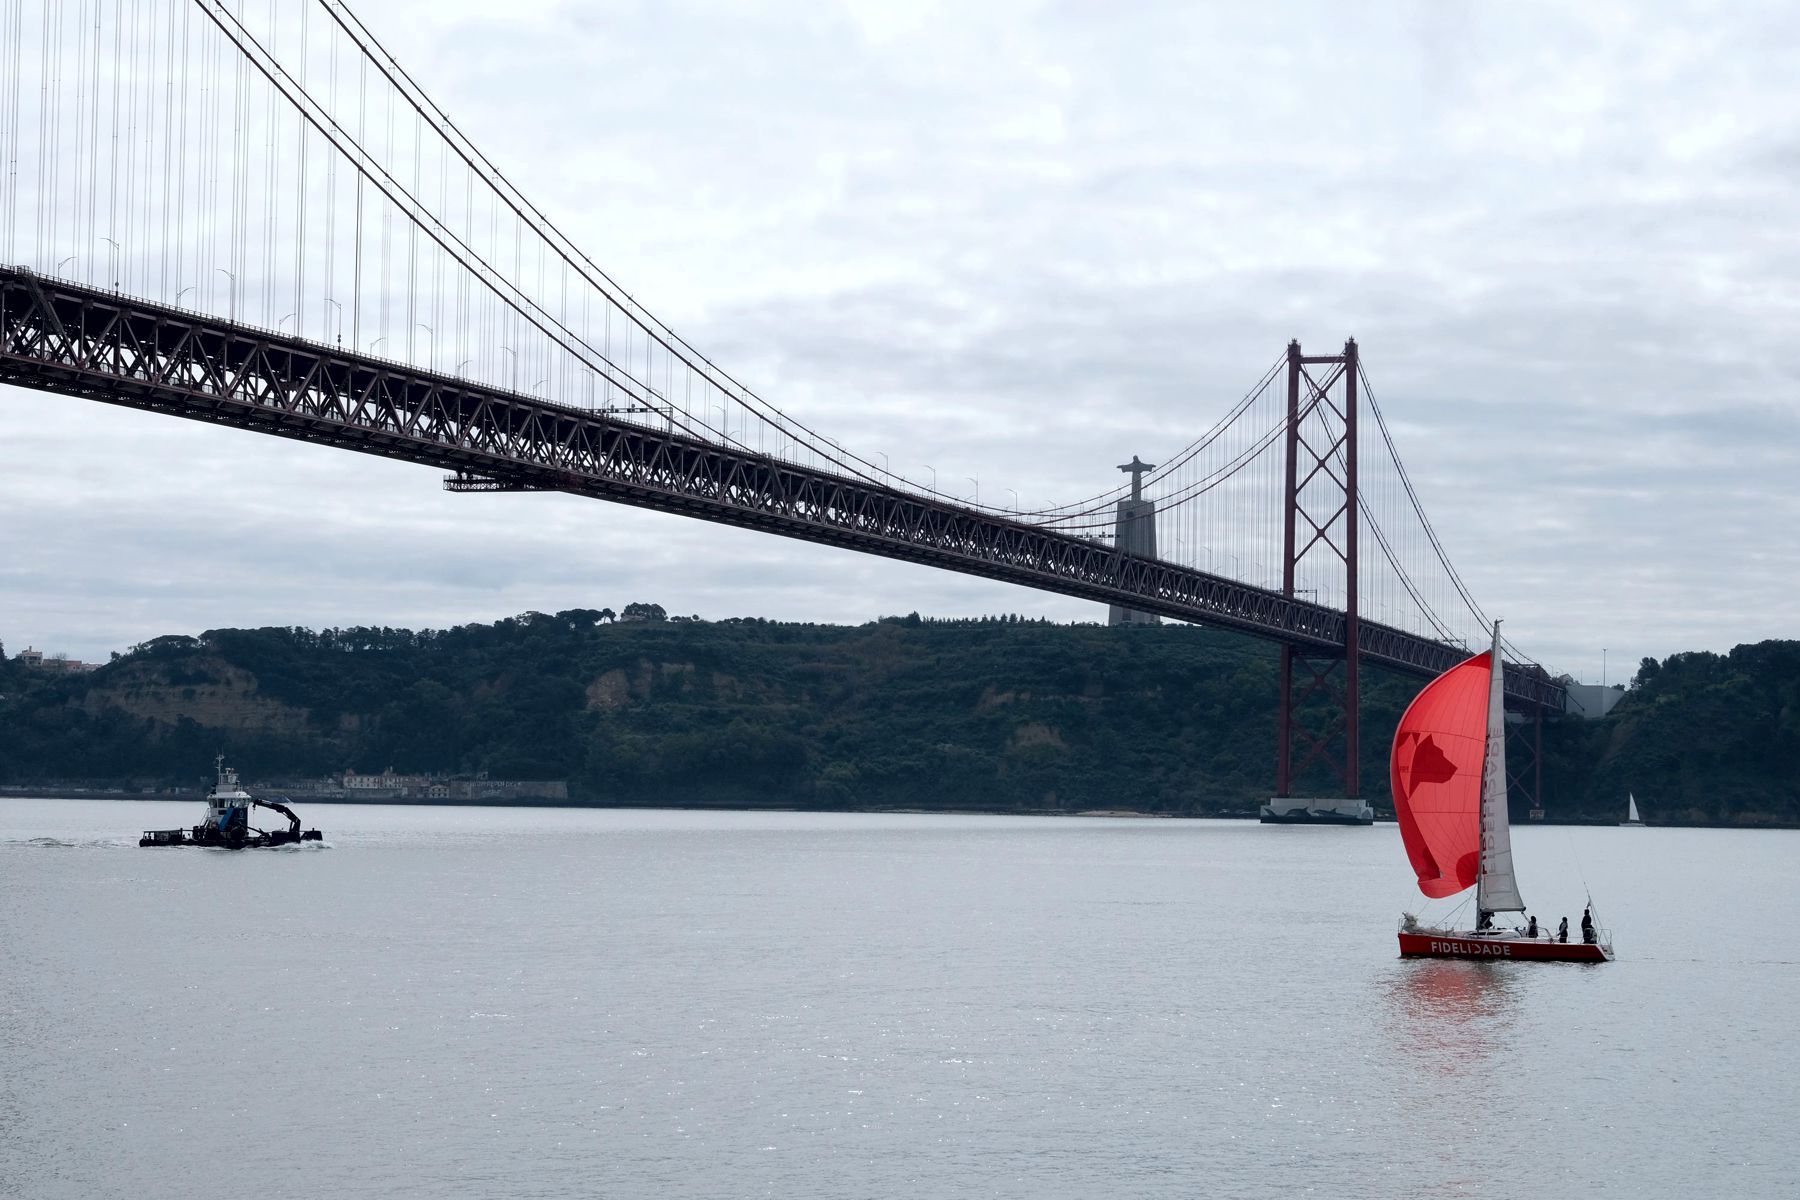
xmin=0 ymin=268 xmax=1563 ymax=708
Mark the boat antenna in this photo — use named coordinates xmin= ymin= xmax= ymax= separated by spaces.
xmin=1562 ymin=829 xmax=1594 ymax=901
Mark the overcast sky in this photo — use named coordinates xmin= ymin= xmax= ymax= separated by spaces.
xmin=3 ymin=0 xmax=1797 ymax=683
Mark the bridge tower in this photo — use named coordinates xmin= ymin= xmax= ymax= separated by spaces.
xmin=1262 ymin=339 xmax=1373 ymax=825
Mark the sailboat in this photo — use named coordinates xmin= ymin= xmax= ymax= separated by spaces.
xmin=1393 ymin=622 xmax=1613 ymax=963
xmin=1621 ymin=793 xmax=1645 ymax=827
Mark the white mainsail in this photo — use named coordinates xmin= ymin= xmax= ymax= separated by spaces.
xmin=1627 ymin=793 xmax=1642 ymax=824
xmin=1476 ymin=622 xmax=1525 ymax=913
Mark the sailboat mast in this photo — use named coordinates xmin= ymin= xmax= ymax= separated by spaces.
xmin=1477 ymin=619 xmax=1527 ymax=916
xmin=1475 ymin=625 xmax=1493 ymax=921
xmin=1480 ymin=619 xmax=1503 ymax=926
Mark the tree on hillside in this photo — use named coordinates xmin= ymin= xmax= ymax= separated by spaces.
xmin=620 ymin=602 xmax=667 ymax=623
xmin=598 ymin=608 xmax=617 ymax=623
xmin=130 ymin=634 xmax=201 ymax=657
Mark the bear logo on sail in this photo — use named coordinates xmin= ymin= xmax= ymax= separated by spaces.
xmin=1392 ymin=730 xmax=1476 ymax=894
xmin=1395 ymin=733 xmax=1458 ymax=801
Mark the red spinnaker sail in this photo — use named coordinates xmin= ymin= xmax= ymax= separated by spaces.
xmin=1391 ymin=651 xmax=1491 ymax=898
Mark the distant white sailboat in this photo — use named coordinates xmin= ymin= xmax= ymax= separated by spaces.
xmin=1621 ymin=793 xmax=1645 ymax=827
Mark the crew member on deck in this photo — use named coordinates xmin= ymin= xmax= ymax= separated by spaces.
xmin=1581 ymin=907 xmax=1595 ymax=944
xmin=1527 ymin=915 xmax=1538 ymax=938
xmin=1558 ymin=917 xmax=1569 ymax=943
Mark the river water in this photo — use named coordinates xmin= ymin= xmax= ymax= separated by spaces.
xmin=1 ymin=799 xmax=1793 ymax=1198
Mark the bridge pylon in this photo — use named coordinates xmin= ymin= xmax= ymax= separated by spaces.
xmin=1263 ymin=339 xmax=1372 ymax=825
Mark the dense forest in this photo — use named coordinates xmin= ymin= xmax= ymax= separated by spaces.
xmin=1 ymin=612 xmax=1794 ymax=824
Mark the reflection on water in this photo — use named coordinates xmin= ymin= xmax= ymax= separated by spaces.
xmin=1381 ymin=959 xmax=1519 ymax=1079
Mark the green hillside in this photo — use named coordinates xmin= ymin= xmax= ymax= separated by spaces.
xmin=1 ymin=615 xmax=1793 ymax=824
xmin=1545 ymin=644 xmax=1800 ymax=826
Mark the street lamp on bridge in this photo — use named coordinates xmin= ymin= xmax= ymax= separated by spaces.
xmin=216 ymin=269 xmax=237 ymax=321
xmin=98 ymin=237 xmax=119 ymax=288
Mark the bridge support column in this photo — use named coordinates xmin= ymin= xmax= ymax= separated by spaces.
xmin=1264 ymin=338 xmax=1370 ymax=825
xmin=1513 ymin=702 xmax=1548 ymax=821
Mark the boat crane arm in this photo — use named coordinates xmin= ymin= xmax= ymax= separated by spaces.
xmin=250 ymin=797 xmax=302 ymax=838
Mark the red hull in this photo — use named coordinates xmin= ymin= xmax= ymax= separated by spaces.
xmin=1398 ymin=931 xmax=1612 ymax=962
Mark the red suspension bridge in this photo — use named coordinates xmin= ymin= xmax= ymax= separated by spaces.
xmin=0 ymin=0 xmax=1567 ymax=810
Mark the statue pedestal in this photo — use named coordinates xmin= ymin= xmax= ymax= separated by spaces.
xmin=1107 ymin=494 xmax=1160 ymax=626
xmin=1259 ymin=797 xmax=1374 ymax=825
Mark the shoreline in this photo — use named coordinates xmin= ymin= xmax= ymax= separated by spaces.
xmin=2 ymin=790 xmax=1792 ymax=829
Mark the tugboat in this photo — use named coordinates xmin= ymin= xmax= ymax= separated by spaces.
xmin=140 ymin=756 xmax=324 ymax=848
